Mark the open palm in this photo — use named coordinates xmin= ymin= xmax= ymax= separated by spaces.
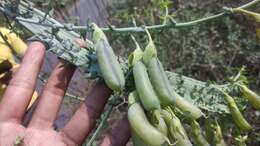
xmin=0 ymin=42 xmax=130 ymax=146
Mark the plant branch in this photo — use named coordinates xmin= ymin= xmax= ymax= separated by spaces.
xmin=0 ymin=0 xmax=259 ymax=33
xmin=85 ymin=95 xmax=118 ymax=146
xmin=100 ymin=0 xmax=259 ymax=32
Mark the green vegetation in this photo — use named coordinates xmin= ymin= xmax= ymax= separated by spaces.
xmin=0 ymin=0 xmax=259 ymax=145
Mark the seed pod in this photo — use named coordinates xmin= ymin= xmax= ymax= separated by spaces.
xmin=131 ymin=130 xmax=151 ymax=146
xmin=213 ymin=122 xmax=227 ymax=146
xmin=154 ymin=117 xmax=168 ymax=137
xmin=92 ymin=23 xmax=125 ymax=91
xmin=191 ymin=120 xmax=210 ymax=146
xmin=147 ymin=57 xmax=203 ymax=119
xmin=128 ymin=91 xmax=166 ymax=146
xmin=133 ymin=60 xmax=161 ymax=111
xmin=161 ymin=109 xmax=193 ymax=146
xmin=149 ymin=112 xmax=168 ymax=137
xmin=239 ymin=84 xmax=260 ymax=110
xmin=222 ymin=92 xmax=252 ymax=131
xmin=128 ymin=103 xmax=169 ymax=146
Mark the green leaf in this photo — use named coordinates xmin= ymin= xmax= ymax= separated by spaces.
xmin=167 ymin=72 xmax=230 ymax=113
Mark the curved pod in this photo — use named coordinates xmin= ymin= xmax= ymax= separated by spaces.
xmin=191 ymin=121 xmax=210 ymax=146
xmin=240 ymin=85 xmax=260 ymax=110
xmin=147 ymin=58 xmax=203 ymax=119
xmin=93 ymin=23 xmax=125 ymax=91
xmin=95 ymin=40 xmax=125 ymax=91
xmin=128 ymin=103 xmax=168 ymax=146
xmin=133 ymin=61 xmax=161 ymax=111
xmin=161 ymin=110 xmax=193 ymax=146
xmin=224 ymin=93 xmax=252 ymax=131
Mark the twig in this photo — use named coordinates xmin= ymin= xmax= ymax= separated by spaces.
xmin=85 ymin=95 xmax=117 ymax=146
xmin=0 ymin=0 xmax=259 ymax=33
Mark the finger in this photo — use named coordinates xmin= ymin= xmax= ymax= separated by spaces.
xmin=0 ymin=42 xmax=45 ymax=122
xmin=60 ymin=81 xmax=112 ymax=145
xmin=29 ymin=60 xmax=75 ymax=128
xmin=99 ymin=115 xmax=130 ymax=146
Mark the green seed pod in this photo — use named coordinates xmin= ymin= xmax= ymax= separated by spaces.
xmin=132 ymin=130 xmax=150 ymax=146
xmin=161 ymin=109 xmax=193 ymax=146
xmin=173 ymin=92 xmax=204 ymax=120
xmin=191 ymin=120 xmax=210 ymax=146
xmin=92 ymin=23 xmax=125 ymax=91
xmin=147 ymin=58 xmax=173 ymax=106
xmin=147 ymin=57 xmax=203 ymax=119
xmin=239 ymin=84 xmax=260 ymax=110
xmin=128 ymin=103 xmax=170 ymax=146
xmin=133 ymin=61 xmax=161 ymax=111
xmin=222 ymin=92 xmax=252 ymax=131
xmin=213 ymin=123 xmax=227 ymax=146
xmin=154 ymin=117 xmax=168 ymax=137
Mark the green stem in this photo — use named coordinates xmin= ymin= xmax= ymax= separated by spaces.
xmin=163 ymin=6 xmax=169 ymax=25
xmin=1 ymin=0 xmax=259 ymax=33
xmin=100 ymin=0 xmax=260 ymax=32
xmin=85 ymin=104 xmax=114 ymax=146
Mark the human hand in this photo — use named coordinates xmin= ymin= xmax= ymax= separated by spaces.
xmin=0 ymin=42 xmax=130 ymax=146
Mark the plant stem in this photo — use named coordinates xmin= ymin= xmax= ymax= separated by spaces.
xmin=85 ymin=103 xmax=114 ymax=146
xmin=1 ymin=0 xmax=259 ymax=33
xmin=100 ymin=0 xmax=259 ymax=32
